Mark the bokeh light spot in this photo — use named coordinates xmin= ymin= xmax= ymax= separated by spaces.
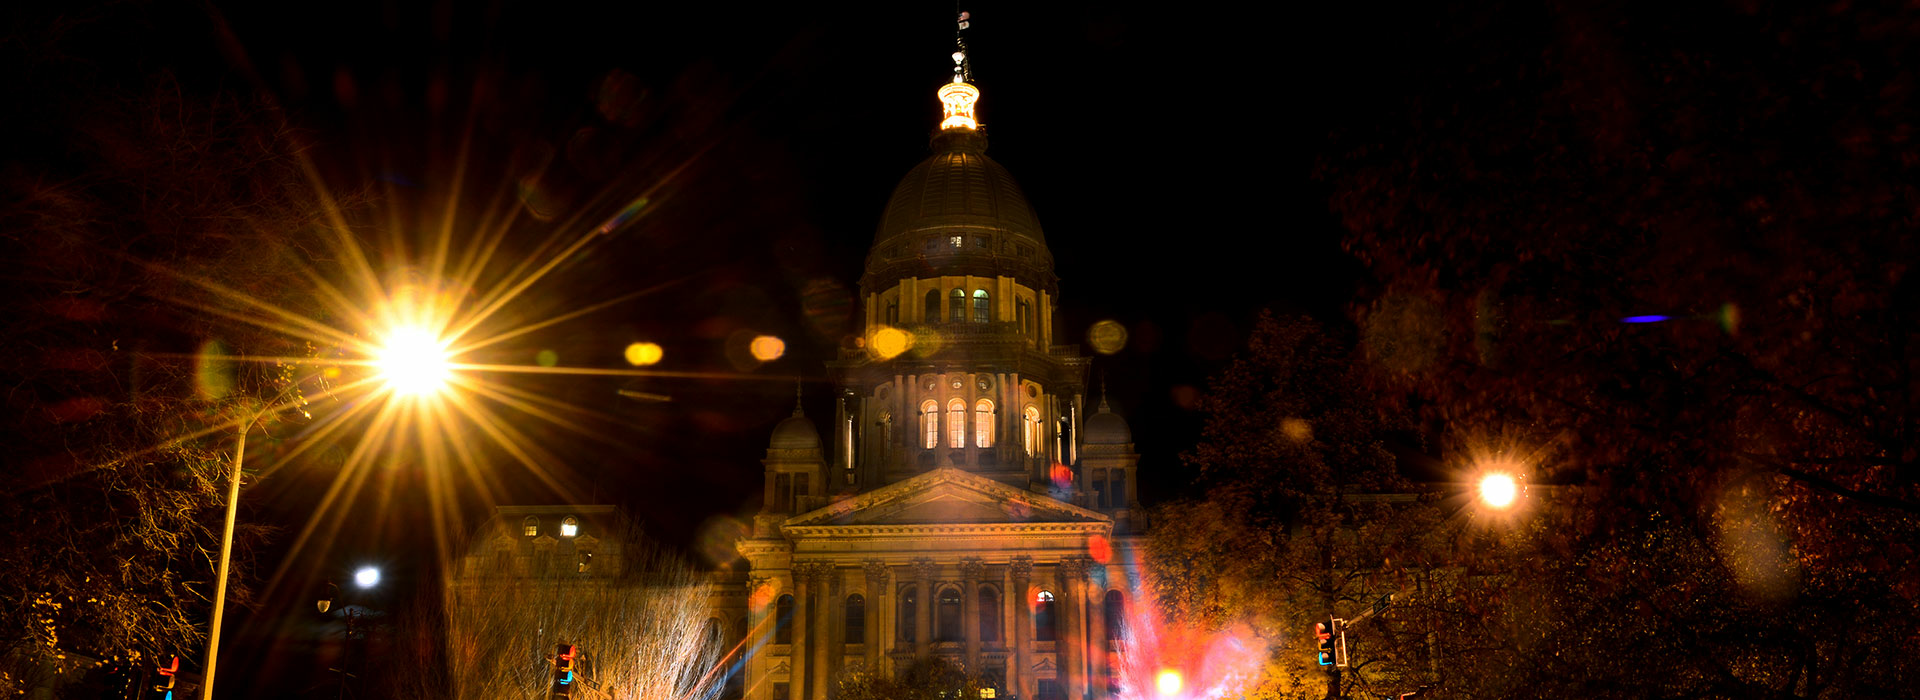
xmin=624 ymin=342 xmax=664 ymax=366
xmin=1088 ymin=534 xmax=1112 ymax=564
xmin=535 ymin=349 xmax=559 ymax=367
xmin=749 ymin=335 xmax=786 ymax=362
xmin=195 ymin=339 xmax=235 ymax=400
xmin=1050 ymin=463 xmax=1073 ymax=489
xmin=1089 ymin=319 xmax=1129 ymax=355
xmin=1281 ymin=418 xmax=1312 ymax=443
xmin=870 ymin=327 xmax=910 ymax=360
xmin=353 ymin=566 xmax=380 ymax=589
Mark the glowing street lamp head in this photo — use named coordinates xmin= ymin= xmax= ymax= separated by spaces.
xmin=376 ymin=326 xmax=452 ymax=397
xmin=1156 ymin=669 xmax=1183 ymax=697
xmin=1478 ymin=472 xmax=1519 ymax=509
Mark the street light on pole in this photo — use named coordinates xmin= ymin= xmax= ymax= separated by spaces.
xmin=200 ymin=324 xmax=454 ymax=700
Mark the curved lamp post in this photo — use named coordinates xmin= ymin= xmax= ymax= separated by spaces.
xmin=201 ymin=327 xmax=451 ymax=700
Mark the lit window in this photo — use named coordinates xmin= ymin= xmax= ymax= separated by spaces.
xmin=950 ymin=235 xmax=963 ymax=248
xmin=950 ymin=289 xmax=966 ymax=322
xmin=1035 ymin=590 xmax=1056 ymax=641
xmin=522 ymin=516 xmax=539 ymax=537
xmin=947 ymin=399 xmax=966 ymax=448
xmin=922 ymin=400 xmax=940 ymax=449
xmin=973 ymin=289 xmax=990 ymax=323
xmin=1023 ymin=406 xmax=1041 ymax=457
xmin=560 ymin=517 xmax=578 ymax=537
xmin=975 ymin=399 xmax=995 ymax=448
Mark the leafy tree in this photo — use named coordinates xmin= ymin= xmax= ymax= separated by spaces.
xmin=1318 ymin=1 xmax=1920 ymax=697
xmin=0 ymin=4 xmax=344 ymax=692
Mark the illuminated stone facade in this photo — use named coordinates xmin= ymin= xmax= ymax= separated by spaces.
xmin=449 ymin=77 xmax=1143 ymax=700
xmin=724 ymin=79 xmax=1146 ymax=700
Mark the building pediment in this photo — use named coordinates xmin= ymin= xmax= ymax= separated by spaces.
xmin=782 ymin=468 xmax=1109 ymax=537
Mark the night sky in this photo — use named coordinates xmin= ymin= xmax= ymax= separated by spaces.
xmin=13 ymin=0 xmax=1407 ymax=694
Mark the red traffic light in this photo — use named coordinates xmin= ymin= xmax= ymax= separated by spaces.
xmin=157 ymin=656 xmax=180 ymax=676
xmin=1314 ymin=622 xmax=1331 ymax=641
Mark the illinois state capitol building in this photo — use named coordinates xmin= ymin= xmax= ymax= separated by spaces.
xmin=454 ymin=50 xmax=1145 ymax=700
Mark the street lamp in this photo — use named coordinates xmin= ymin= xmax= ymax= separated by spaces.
xmin=201 ymin=325 xmax=454 ymax=700
xmin=1477 ymin=472 xmax=1519 ymax=509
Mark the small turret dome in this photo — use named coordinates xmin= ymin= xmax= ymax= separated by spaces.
xmin=1083 ymin=397 xmax=1132 ymax=445
xmin=769 ymin=410 xmax=821 ymax=451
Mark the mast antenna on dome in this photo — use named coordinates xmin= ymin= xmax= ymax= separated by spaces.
xmin=938 ymin=6 xmax=981 ymax=131
xmin=794 ymin=377 xmax=805 ymax=416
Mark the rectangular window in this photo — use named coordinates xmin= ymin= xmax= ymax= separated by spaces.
xmin=1094 ymin=480 xmax=1107 ymax=509
xmin=975 ymin=236 xmax=989 ymax=248
xmin=950 ymin=235 xmax=964 ymax=248
xmin=775 ymin=474 xmax=792 ymax=511
xmin=1037 ymin=679 xmax=1064 ymax=700
xmin=1112 ymin=476 xmax=1126 ymax=508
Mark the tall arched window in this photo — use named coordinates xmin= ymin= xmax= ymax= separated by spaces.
xmin=937 ymin=588 xmax=963 ymax=642
xmin=979 ymin=587 xmax=1001 ymax=642
xmin=947 ymin=399 xmax=966 ymax=448
xmin=899 ymin=588 xmax=918 ymax=643
xmin=922 ymin=400 xmax=940 ymax=449
xmin=560 ymin=516 xmax=578 ymax=537
xmin=522 ymin=516 xmax=539 ymax=537
xmin=845 ymin=594 xmax=866 ymax=645
xmin=1023 ymin=406 xmax=1042 ymax=457
xmin=1034 ymin=590 xmax=1056 ymax=642
xmin=949 ymin=288 xmax=966 ymax=322
xmin=975 ymin=399 xmax=995 ymax=448
xmin=1105 ymin=590 xmax=1125 ymax=640
xmin=973 ymin=289 xmax=990 ymax=322
xmin=1017 ymin=300 xmax=1032 ymax=336
xmin=775 ymin=594 xmax=795 ymax=645
xmin=925 ymin=290 xmax=940 ymax=323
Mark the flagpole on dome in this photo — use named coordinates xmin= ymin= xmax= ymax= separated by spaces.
xmin=939 ymin=7 xmax=981 ymax=131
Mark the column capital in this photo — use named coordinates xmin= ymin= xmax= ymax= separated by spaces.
xmin=911 ymin=557 xmax=938 ymax=581
xmin=1057 ymin=557 xmax=1085 ymax=579
xmin=958 ymin=557 xmax=986 ymax=580
xmin=795 ymin=561 xmax=831 ymax=582
xmin=863 ymin=559 xmax=892 ymax=584
xmin=1009 ymin=555 xmax=1033 ymax=580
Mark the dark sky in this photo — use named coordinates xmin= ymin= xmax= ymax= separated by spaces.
xmin=16 ymin=1 xmax=1430 ymax=694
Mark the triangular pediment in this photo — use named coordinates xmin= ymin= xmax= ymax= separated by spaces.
xmin=783 ymin=468 xmax=1109 ymax=531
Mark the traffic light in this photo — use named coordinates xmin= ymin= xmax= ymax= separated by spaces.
xmin=147 ymin=656 xmax=179 ymax=700
xmin=1315 ymin=620 xmax=1336 ymax=666
xmin=551 ymin=644 xmax=577 ymax=698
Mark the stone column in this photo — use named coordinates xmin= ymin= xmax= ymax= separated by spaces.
xmin=960 ymin=558 xmax=984 ymax=670
xmin=863 ymin=561 xmax=889 ymax=674
xmin=1010 ymin=556 xmax=1033 ymax=700
xmin=789 ymin=568 xmax=811 ymax=700
xmin=1084 ymin=561 xmax=1108 ymax=698
xmin=912 ymin=558 xmax=937 ymax=658
xmin=813 ymin=566 xmax=838 ymax=700
xmin=1057 ymin=558 xmax=1085 ymax=700
xmin=747 ymin=576 xmax=772 ymax=700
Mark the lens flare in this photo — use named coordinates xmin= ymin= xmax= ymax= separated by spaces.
xmin=376 ymin=327 xmax=452 ymax=397
xmin=1089 ymin=319 xmax=1129 ymax=355
xmin=1478 ymin=472 xmax=1518 ymax=508
xmin=870 ymin=326 xmax=910 ymax=360
xmin=749 ymin=335 xmax=785 ymax=362
xmin=624 ymin=342 xmax=664 ymax=366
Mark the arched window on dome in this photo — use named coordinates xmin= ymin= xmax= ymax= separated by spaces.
xmin=885 ymin=298 xmax=899 ymax=325
xmin=949 ymin=288 xmax=966 ymax=322
xmin=975 ymin=399 xmax=995 ymax=448
xmin=560 ymin=516 xmax=578 ymax=537
xmin=1017 ymin=300 xmax=1032 ymax=337
xmin=947 ymin=399 xmax=966 ymax=448
xmin=1023 ymin=406 xmax=1042 ymax=457
xmin=922 ymin=400 xmax=940 ymax=449
xmin=973 ymin=289 xmax=990 ymax=322
xmin=521 ymin=516 xmax=539 ymax=537
xmin=925 ymin=290 xmax=940 ymax=324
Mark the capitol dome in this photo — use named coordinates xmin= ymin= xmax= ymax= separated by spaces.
xmin=860 ymin=124 xmax=1057 ymax=294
